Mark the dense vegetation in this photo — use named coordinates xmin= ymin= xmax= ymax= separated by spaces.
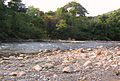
xmin=0 ymin=0 xmax=120 ymax=41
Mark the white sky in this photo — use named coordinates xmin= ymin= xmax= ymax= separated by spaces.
xmin=22 ymin=0 xmax=120 ymax=16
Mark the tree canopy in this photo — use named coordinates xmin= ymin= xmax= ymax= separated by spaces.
xmin=62 ymin=1 xmax=88 ymax=16
xmin=0 ymin=1 xmax=120 ymax=41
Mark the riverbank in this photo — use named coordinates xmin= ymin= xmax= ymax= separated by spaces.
xmin=1 ymin=39 xmax=120 ymax=43
xmin=1 ymin=47 xmax=120 ymax=81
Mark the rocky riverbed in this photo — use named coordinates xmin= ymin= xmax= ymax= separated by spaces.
xmin=1 ymin=47 xmax=120 ymax=81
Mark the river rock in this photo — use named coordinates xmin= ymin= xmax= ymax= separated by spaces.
xmin=9 ymin=71 xmax=26 ymax=77
xmin=3 ymin=57 xmax=9 ymax=60
xmin=95 ymin=49 xmax=102 ymax=55
xmin=107 ymin=55 xmax=113 ymax=60
xmin=81 ymin=49 xmax=88 ymax=53
xmin=39 ymin=49 xmax=43 ymax=52
xmin=83 ymin=60 xmax=92 ymax=67
xmin=19 ymin=54 xmax=24 ymax=57
xmin=32 ymin=65 xmax=42 ymax=71
xmin=18 ymin=71 xmax=26 ymax=77
xmin=17 ymin=57 xmax=24 ymax=60
xmin=24 ymin=56 xmax=30 ymax=59
xmin=118 ymin=62 xmax=120 ymax=66
xmin=0 ymin=75 xmax=4 ymax=79
xmin=43 ymin=49 xmax=51 ymax=53
xmin=94 ymin=62 xmax=103 ymax=67
xmin=43 ymin=63 xmax=54 ymax=69
xmin=62 ymin=58 xmax=76 ymax=66
xmin=62 ymin=59 xmax=71 ymax=66
xmin=9 ymin=72 xmax=18 ymax=76
xmin=62 ymin=66 xmax=74 ymax=73
xmin=0 ymin=60 xmax=5 ymax=64
xmin=87 ymin=48 xmax=93 ymax=51
xmin=9 ymin=56 xmax=16 ymax=59
xmin=116 ymin=51 xmax=120 ymax=55
xmin=80 ymin=53 xmax=88 ymax=58
xmin=18 ymin=64 xmax=24 ymax=67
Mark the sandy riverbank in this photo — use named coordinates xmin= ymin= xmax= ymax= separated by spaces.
xmin=0 ymin=47 xmax=120 ymax=81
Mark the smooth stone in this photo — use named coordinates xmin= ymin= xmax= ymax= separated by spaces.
xmin=95 ymin=49 xmax=102 ymax=55
xmin=18 ymin=71 xmax=26 ymax=77
xmin=9 ymin=71 xmax=26 ymax=77
xmin=9 ymin=72 xmax=18 ymax=76
xmin=18 ymin=64 xmax=24 ymax=67
xmin=117 ymin=51 xmax=120 ymax=55
xmin=62 ymin=58 xmax=76 ymax=66
xmin=43 ymin=63 xmax=54 ymax=69
xmin=17 ymin=57 xmax=24 ymax=60
xmin=118 ymin=62 xmax=120 ymax=65
xmin=83 ymin=60 xmax=92 ymax=67
xmin=43 ymin=49 xmax=51 ymax=53
xmin=3 ymin=57 xmax=9 ymax=60
xmin=33 ymin=65 xmax=42 ymax=71
xmin=62 ymin=66 xmax=74 ymax=73
xmin=9 ymin=56 xmax=16 ymax=59
xmin=94 ymin=62 xmax=103 ymax=67
xmin=19 ymin=54 xmax=24 ymax=57
xmin=0 ymin=60 xmax=5 ymax=63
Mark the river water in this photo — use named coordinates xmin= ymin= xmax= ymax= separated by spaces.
xmin=0 ymin=41 xmax=120 ymax=53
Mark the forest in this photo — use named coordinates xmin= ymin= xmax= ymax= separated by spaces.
xmin=0 ymin=0 xmax=120 ymax=41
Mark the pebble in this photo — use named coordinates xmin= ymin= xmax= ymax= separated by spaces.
xmin=0 ymin=60 xmax=5 ymax=63
xmin=3 ymin=57 xmax=9 ymax=60
xmin=18 ymin=64 xmax=24 ymax=67
xmin=118 ymin=62 xmax=120 ymax=65
xmin=116 ymin=51 xmax=120 ymax=55
xmin=94 ymin=62 xmax=102 ymax=67
xmin=24 ymin=56 xmax=30 ymax=59
xmin=62 ymin=58 xmax=76 ymax=66
xmin=81 ymin=49 xmax=88 ymax=53
xmin=83 ymin=60 xmax=92 ymax=67
xmin=43 ymin=49 xmax=51 ymax=53
xmin=95 ymin=49 xmax=102 ymax=55
xmin=32 ymin=65 xmax=42 ymax=71
xmin=9 ymin=56 xmax=16 ymax=59
xmin=43 ymin=63 xmax=54 ymax=69
xmin=9 ymin=72 xmax=18 ymax=76
xmin=17 ymin=57 xmax=24 ymax=60
xmin=19 ymin=54 xmax=24 ymax=57
xmin=0 ymin=76 xmax=4 ymax=79
xmin=62 ymin=66 xmax=74 ymax=73
xmin=18 ymin=71 xmax=26 ymax=77
xmin=9 ymin=71 xmax=26 ymax=77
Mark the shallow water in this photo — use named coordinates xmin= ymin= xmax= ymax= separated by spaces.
xmin=0 ymin=41 xmax=120 ymax=53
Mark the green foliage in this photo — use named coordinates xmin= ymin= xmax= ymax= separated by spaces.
xmin=56 ymin=19 xmax=67 ymax=30
xmin=0 ymin=1 xmax=120 ymax=41
xmin=63 ymin=1 xmax=88 ymax=16
xmin=8 ymin=0 xmax=26 ymax=12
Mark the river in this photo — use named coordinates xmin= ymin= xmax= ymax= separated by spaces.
xmin=0 ymin=41 xmax=120 ymax=54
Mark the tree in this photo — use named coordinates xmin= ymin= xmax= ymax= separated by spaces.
xmin=62 ymin=1 xmax=88 ymax=16
xmin=26 ymin=6 xmax=40 ymax=17
xmin=8 ymin=0 xmax=26 ymax=12
xmin=0 ymin=0 xmax=9 ymax=40
xmin=26 ymin=6 xmax=47 ymax=38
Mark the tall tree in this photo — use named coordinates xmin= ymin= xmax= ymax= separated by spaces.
xmin=8 ymin=0 xmax=26 ymax=12
xmin=0 ymin=0 xmax=8 ymax=40
xmin=63 ymin=1 xmax=88 ymax=16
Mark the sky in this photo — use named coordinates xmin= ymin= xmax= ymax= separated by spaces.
xmin=22 ymin=0 xmax=120 ymax=16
